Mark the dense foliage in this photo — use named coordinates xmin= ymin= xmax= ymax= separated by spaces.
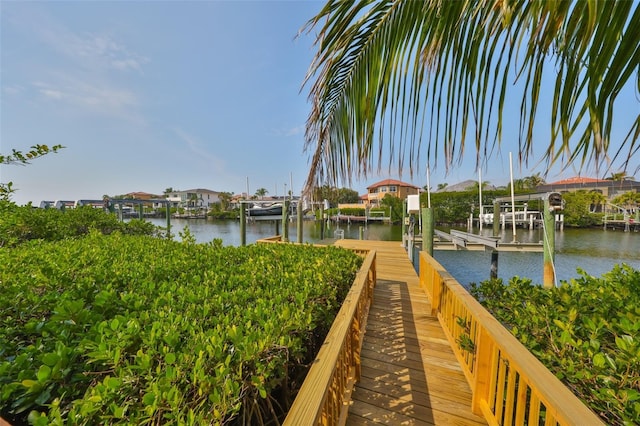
xmin=561 ymin=191 xmax=605 ymax=227
xmin=423 ymin=190 xmax=513 ymax=224
xmin=470 ymin=266 xmax=640 ymax=425
xmin=0 ymin=233 xmax=363 ymax=424
xmin=312 ymin=185 xmax=360 ymax=207
xmin=0 ymin=201 xmax=158 ymax=247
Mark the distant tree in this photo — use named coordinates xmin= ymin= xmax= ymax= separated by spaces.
xmin=380 ymin=194 xmax=403 ymax=222
xmin=471 ymin=181 xmax=491 ymax=191
xmin=436 ymin=183 xmax=448 ymax=191
xmin=313 ymin=185 xmax=360 ymax=207
xmin=606 ymin=171 xmax=628 ymax=181
xmin=1 ymin=144 xmax=64 ymax=201
xmin=512 ymin=178 xmax=526 ymax=191
xmin=218 ymin=192 xmax=233 ymax=211
xmin=611 ymin=191 xmax=640 ymax=206
xmin=562 ymin=191 xmax=605 ymax=226
xmin=164 ymin=187 xmax=174 ymax=195
xmin=524 ymin=173 xmax=546 ymax=188
xmin=188 ymin=193 xmax=200 ymax=208
xmin=337 ymin=187 xmax=360 ymax=204
xmin=255 ymin=188 xmax=268 ymax=200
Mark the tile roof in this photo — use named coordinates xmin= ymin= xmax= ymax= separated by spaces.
xmin=367 ymin=179 xmax=419 ymax=189
xmin=547 ymin=177 xmax=609 ymax=185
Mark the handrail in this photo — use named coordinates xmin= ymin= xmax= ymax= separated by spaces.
xmin=419 ymin=252 xmax=604 ymax=426
xmin=284 ymin=250 xmax=376 ymax=425
xmin=255 ymin=235 xmax=283 ymax=243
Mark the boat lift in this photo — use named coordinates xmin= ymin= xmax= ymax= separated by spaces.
xmin=408 ymin=192 xmax=564 ymax=288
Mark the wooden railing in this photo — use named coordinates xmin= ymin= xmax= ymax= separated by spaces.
xmin=284 ymin=250 xmax=376 ymax=425
xmin=255 ymin=235 xmax=283 ymax=243
xmin=419 ymin=252 xmax=604 ymax=426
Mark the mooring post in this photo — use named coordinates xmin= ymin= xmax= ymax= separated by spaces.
xmin=319 ymin=203 xmax=325 ymax=240
xmin=543 ymin=198 xmax=556 ymax=288
xmin=166 ymin=203 xmax=171 ymax=238
xmin=422 ymin=206 xmax=434 ymax=256
xmin=359 ymin=226 xmax=364 ymax=240
xmin=490 ymin=251 xmax=499 ymax=279
xmin=493 ymin=201 xmax=500 ymax=237
xmin=239 ymin=202 xmax=246 ymax=246
xmin=282 ymin=200 xmax=290 ymax=242
xmin=297 ymin=200 xmax=303 ymax=243
xmin=138 ymin=203 xmax=143 ymax=219
xmin=402 ymin=200 xmax=407 ymax=248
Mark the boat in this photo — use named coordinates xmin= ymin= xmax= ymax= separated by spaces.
xmin=247 ymin=203 xmax=283 ymax=217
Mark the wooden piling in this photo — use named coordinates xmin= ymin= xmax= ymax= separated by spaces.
xmin=239 ymin=202 xmax=246 ymax=246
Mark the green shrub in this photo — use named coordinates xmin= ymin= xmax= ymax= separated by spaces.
xmin=0 ymin=234 xmax=362 ymax=424
xmin=470 ymin=265 xmax=640 ymax=425
xmin=0 ymin=201 xmax=157 ymax=247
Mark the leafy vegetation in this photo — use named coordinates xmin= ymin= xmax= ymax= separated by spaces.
xmin=0 ymin=233 xmax=362 ymax=425
xmin=0 ymin=201 xmax=158 ymax=247
xmin=470 ymin=266 xmax=640 ymax=425
xmin=312 ymin=186 xmax=360 ymax=207
xmin=561 ymin=191 xmax=606 ymax=227
xmin=1 ymin=145 xmax=64 ymax=201
xmin=423 ymin=189 xmax=513 ymax=225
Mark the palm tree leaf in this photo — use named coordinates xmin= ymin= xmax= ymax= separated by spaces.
xmin=302 ymin=0 xmax=639 ymax=193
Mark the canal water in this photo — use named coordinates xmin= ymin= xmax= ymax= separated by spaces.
xmin=149 ymin=218 xmax=640 ymax=287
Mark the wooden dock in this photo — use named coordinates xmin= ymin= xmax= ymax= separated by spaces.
xmin=334 ymin=240 xmax=486 ymax=425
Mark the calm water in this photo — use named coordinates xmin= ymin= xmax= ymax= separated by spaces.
xmin=149 ymin=218 xmax=640 ymax=287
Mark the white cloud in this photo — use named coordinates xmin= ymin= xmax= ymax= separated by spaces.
xmin=286 ymin=125 xmax=305 ymax=137
xmin=2 ymin=85 xmax=25 ymax=96
xmin=27 ymin=13 xmax=148 ymax=74
xmin=30 ymin=79 xmax=140 ymax=122
xmin=272 ymin=124 xmax=305 ymax=137
xmin=172 ymin=127 xmax=227 ymax=171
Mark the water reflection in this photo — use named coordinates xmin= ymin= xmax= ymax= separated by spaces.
xmin=149 ymin=218 xmax=640 ymax=287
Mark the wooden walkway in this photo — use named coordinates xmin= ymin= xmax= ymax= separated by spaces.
xmin=334 ymin=240 xmax=486 ymax=426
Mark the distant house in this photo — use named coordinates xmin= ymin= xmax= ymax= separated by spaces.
xmin=536 ymin=177 xmax=640 ymax=198
xmin=366 ymin=179 xmax=420 ymax=205
xmin=166 ymin=189 xmax=221 ymax=208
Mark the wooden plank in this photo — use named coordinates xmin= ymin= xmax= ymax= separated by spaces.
xmin=334 ymin=240 xmax=486 ymax=426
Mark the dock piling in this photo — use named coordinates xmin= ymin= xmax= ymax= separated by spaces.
xmin=422 ymin=206 xmax=434 ymax=256
xmin=297 ymin=200 xmax=303 ymax=243
xmin=240 ymin=203 xmax=246 ymax=246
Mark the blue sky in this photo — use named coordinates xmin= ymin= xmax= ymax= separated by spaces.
xmin=2 ymin=1 xmax=638 ymax=206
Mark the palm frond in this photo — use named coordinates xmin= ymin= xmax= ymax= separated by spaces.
xmin=302 ymin=0 xmax=640 ymax=193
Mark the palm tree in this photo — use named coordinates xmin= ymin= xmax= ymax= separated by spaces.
xmin=605 ymin=171 xmax=628 ymax=182
xmin=302 ymin=1 xmax=639 ymax=193
xmin=523 ymin=173 xmax=546 ymax=189
xmin=254 ymin=188 xmax=268 ymax=200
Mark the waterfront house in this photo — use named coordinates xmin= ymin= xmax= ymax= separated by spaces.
xmin=365 ymin=179 xmax=420 ymax=206
xmin=536 ymin=176 xmax=640 ymax=198
xmin=165 ymin=189 xmax=221 ymax=209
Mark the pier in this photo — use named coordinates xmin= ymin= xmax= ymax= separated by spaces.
xmin=334 ymin=240 xmax=485 ymax=425
xmin=274 ymin=238 xmax=603 ymax=425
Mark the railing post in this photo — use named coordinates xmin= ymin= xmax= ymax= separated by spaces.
xmin=471 ymin=327 xmax=494 ymax=417
xmin=431 ymin=269 xmax=442 ymax=316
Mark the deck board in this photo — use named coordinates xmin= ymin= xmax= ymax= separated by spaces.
xmin=334 ymin=240 xmax=486 ymax=426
